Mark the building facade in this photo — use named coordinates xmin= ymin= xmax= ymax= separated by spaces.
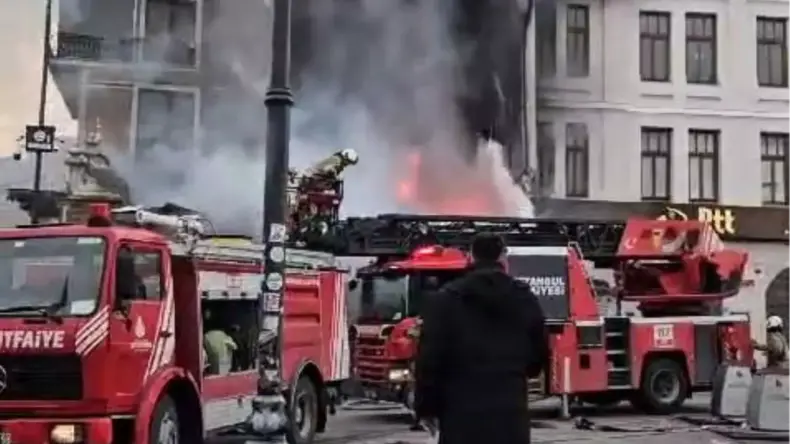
xmin=531 ymin=0 xmax=788 ymax=203
xmin=528 ymin=0 xmax=789 ymax=344
xmin=51 ymin=0 xmax=275 ymax=161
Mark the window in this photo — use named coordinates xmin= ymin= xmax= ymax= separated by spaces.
xmin=757 ymin=17 xmax=788 ymax=87
xmin=641 ymin=127 xmax=672 ymax=200
xmin=537 ymin=2 xmax=557 ymax=77
xmin=686 ymin=13 xmax=717 ymax=84
xmin=117 ymin=248 xmax=162 ymax=301
xmin=135 ymin=88 xmax=196 ymax=161
xmin=537 ymin=122 xmax=556 ymax=194
xmin=144 ymin=0 xmax=198 ymax=66
xmin=640 ymin=11 xmax=671 ymax=82
xmin=565 ymin=123 xmax=589 ymax=197
xmin=688 ymin=130 xmax=720 ymax=202
xmin=566 ymin=5 xmax=590 ymax=77
xmin=132 ymin=251 xmax=163 ymax=300
xmin=761 ymin=133 xmax=789 ymax=205
xmin=0 ymin=237 xmax=105 ymax=316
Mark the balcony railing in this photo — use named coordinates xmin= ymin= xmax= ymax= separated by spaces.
xmin=55 ymin=32 xmax=137 ymax=62
xmin=54 ymin=32 xmax=196 ymax=68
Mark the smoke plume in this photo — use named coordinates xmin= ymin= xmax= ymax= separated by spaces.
xmin=86 ymin=0 xmax=532 ymax=235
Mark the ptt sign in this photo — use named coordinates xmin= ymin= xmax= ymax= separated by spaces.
xmin=661 ymin=206 xmax=736 ymax=237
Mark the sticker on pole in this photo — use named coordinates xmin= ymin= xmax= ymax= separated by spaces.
xmin=269 ymin=246 xmax=285 ymax=263
xmin=24 ymin=125 xmax=56 ymax=153
xmin=265 ymin=273 xmax=284 ymax=291
xmin=268 ymin=223 xmax=287 ymax=243
xmin=653 ymin=324 xmax=675 ymax=348
xmin=262 ymin=292 xmax=282 ymax=313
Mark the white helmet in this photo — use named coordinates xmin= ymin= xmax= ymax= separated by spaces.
xmin=767 ymin=315 xmax=783 ymax=329
xmin=339 ymin=148 xmax=359 ymax=165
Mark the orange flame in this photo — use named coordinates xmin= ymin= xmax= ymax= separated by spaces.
xmin=394 ymin=150 xmax=508 ymax=216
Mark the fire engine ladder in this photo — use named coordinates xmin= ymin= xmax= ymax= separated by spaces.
xmin=168 ymin=238 xmax=337 ymax=270
xmin=333 ymin=213 xmax=626 ymax=262
xmin=570 ymin=243 xmax=632 ymax=389
xmin=603 ymin=317 xmax=632 ymax=389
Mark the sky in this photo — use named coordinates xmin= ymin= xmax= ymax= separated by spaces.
xmin=0 ymin=0 xmax=76 ymax=156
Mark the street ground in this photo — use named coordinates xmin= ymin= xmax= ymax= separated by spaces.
xmin=311 ymin=394 xmax=778 ymax=444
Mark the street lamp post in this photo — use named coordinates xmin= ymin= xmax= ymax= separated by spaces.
xmin=249 ymin=0 xmax=294 ymax=441
xmin=29 ymin=0 xmax=54 ymax=224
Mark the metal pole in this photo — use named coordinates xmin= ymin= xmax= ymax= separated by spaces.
xmin=31 ymin=0 xmax=53 ymax=224
xmin=250 ymin=0 xmax=293 ymax=440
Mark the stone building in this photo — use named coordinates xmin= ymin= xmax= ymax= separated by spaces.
xmin=527 ymin=0 xmax=789 ymax=342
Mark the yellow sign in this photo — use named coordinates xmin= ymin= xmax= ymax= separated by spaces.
xmin=661 ymin=206 xmax=736 ymax=236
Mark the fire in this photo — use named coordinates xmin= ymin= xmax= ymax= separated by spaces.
xmin=394 ymin=149 xmax=510 ymax=216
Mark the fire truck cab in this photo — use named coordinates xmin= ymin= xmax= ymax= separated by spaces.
xmin=339 ymin=214 xmax=754 ymax=416
xmin=0 ymin=204 xmax=349 ymax=444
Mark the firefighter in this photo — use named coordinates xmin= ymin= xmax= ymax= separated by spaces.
xmin=203 ymin=310 xmax=238 ymax=375
xmin=753 ymin=316 xmax=788 ymax=369
xmin=414 ymin=233 xmax=549 ymax=444
xmin=204 ymin=328 xmax=238 ymax=375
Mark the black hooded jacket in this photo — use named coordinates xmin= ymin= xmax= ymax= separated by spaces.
xmin=414 ymin=262 xmax=548 ymax=444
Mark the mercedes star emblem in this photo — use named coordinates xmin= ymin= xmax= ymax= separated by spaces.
xmin=0 ymin=365 xmax=7 ymax=394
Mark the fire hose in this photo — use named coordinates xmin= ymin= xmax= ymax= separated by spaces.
xmin=575 ymin=416 xmax=790 ymax=441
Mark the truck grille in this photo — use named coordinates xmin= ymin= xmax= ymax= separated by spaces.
xmin=354 ymin=336 xmax=389 ymax=382
xmin=0 ymin=355 xmax=83 ymax=401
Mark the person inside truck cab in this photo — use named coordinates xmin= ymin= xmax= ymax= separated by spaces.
xmin=202 ymin=309 xmax=238 ymax=375
xmin=753 ymin=316 xmax=789 ymax=369
xmin=115 ymin=248 xmax=147 ymax=300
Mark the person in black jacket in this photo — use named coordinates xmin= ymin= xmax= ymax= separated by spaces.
xmin=414 ymin=233 xmax=549 ymax=444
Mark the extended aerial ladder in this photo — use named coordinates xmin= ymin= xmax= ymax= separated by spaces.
xmin=319 ymin=213 xmax=750 ymax=317
xmin=322 ymin=213 xmax=626 ymax=265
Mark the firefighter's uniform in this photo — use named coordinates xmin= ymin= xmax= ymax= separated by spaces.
xmin=204 ymin=329 xmax=238 ymax=375
xmin=754 ymin=316 xmax=788 ymax=369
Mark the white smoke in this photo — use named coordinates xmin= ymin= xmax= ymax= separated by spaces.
xmin=66 ymin=0 xmax=532 ymax=234
xmin=477 ymin=139 xmax=534 ymax=217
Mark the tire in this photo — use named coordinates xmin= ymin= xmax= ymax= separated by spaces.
xmin=287 ymin=377 xmax=319 ymax=444
xmin=149 ymin=395 xmax=180 ymax=444
xmin=632 ymin=358 xmax=689 ymax=414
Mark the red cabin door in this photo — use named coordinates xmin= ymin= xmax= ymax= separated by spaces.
xmin=107 ymin=242 xmax=171 ymax=407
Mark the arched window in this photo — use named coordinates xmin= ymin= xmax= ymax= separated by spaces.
xmin=765 ymin=267 xmax=789 ymax=340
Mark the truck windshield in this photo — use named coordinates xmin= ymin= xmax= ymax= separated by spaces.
xmin=0 ymin=237 xmax=106 ymax=316
xmin=359 ymin=274 xmax=408 ymax=323
xmin=356 ymin=270 xmax=461 ymax=323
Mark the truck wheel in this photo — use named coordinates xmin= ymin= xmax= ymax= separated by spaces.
xmin=288 ymin=377 xmax=319 ymax=444
xmin=149 ymin=395 xmax=180 ymax=444
xmin=633 ymin=358 xmax=688 ymax=414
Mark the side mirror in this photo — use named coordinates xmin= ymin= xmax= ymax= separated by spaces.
xmin=348 ymin=279 xmax=359 ymax=291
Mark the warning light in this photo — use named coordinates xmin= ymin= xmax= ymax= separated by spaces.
xmin=86 ymin=203 xmax=112 ymax=227
xmin=413 ymin=246 xmax=443 ymax=257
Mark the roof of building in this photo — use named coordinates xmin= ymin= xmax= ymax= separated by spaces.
xmin=0 ymin=149 xmax=69 ymax=227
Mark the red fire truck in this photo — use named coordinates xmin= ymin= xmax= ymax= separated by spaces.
xmin=0 ymin=204 xmax=349 ymax=444
xmin=343 ymin=214 xmax=754 ymax=416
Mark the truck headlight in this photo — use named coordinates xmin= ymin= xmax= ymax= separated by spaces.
xmin=388 ymin=368 xmax=410 ymax=381
xmin=50 ymin=424 xmax=84 ymax=444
